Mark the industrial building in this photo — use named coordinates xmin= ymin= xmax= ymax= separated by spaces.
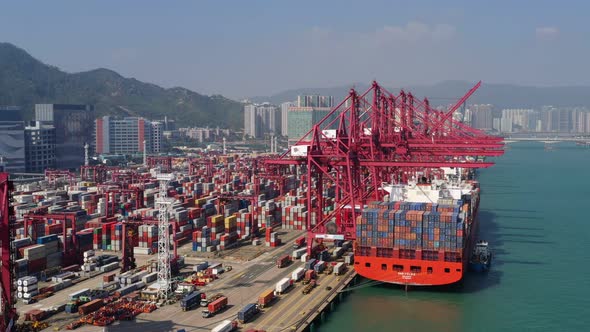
xmin=35 ymin=104 xmax=95 ymax=169
xmin=0 ymin=120 xmax=25 ymax=172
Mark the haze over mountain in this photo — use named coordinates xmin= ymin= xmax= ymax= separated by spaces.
xmin=0 ymin=42 xmax=243 ymax=129
xmin=251 ymin=81 xmax=590 ymax=109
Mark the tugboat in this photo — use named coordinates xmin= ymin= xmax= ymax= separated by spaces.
xmin=469 ymin=240 xmax=492 ymax=272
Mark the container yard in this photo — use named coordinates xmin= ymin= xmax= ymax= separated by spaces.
xmin=1 ymin=152 xmax=358 ymax=332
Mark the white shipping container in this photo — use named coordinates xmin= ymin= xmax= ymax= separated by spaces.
xmin=18 ymin=276 xmax=38 ymax=286
xmin=333 ymin=262 xmax=346 ymax=275
xmin=291 ymin=267 xmax=305 ymax=282
xmin=275 ymin=277 xmax=291 ymax=294
xmin=292 ymin=248 xmax=306 ymax=259
xmin=211 ymin=320 xmax=235 ymax=332
xmin=300 ymin=253 xmax=308 ymax=262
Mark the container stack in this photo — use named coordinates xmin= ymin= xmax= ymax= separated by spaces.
xmin=92 ymin=227 xmax=102 ymax=250
xmin=17 ymin=276 xmax=39 ymax=302
xmin=209 ymin=215 xmax=224 ymax=241
xmin=15 ymin=258 xmax=28 ymax=278
xmin=358 ymin=201 xmax=467 ymax=256
xmin=110 ymin=223 xmax=123 ymax=251
xmin=21 ymin=244 xmax=46 ymax=273
xmin=138 ymin=225 xmax=158 ymax=251
xmin=192 ymin=227 xmax=212 ymax=252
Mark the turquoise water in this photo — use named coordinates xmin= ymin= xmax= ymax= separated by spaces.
xmin=321 ymin=142 xmax=590 ymax=332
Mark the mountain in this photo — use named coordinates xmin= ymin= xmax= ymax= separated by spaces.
xmin=252 ymin=80 xmax=590 ymax=109
xmin=0 ymin=42 xmax=244 ymax=129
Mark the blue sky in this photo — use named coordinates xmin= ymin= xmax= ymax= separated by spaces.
xmin=1 ymin=0 xmax=588 ymax=98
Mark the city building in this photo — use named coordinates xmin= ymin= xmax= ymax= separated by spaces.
xmin=35 ymin=104 xmax=95 ymax=169
xmin=287 ymin=95 xmax=334 ymax=144
xmin=469 ymin=104 xmax=494 ymax=130
xmin=25 ymin=121 xmax=56 ymax=173
xmin=243 ymin=103 xmax=281 ymax=138
xmin=95 ymin=116 xmax=161 ymax=155
xmin=0 ymin=120 xmax=25 ymax=173
xmin=280 ymin=102 xmax=293 ymax=136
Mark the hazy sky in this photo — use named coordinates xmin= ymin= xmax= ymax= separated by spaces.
xmin=1 ymin=0 xmax=588 ymax=98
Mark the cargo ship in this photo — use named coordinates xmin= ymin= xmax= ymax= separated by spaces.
xmin=353 ymin=168 xmax=480 ymax=286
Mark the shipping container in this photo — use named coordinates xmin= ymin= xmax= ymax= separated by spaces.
xmin=291 ymin=267 xmax=305 ymax=282
xmin=181 ymin=291 xmax=203 ymax=311
xmin=237 ymin=303 xmax=259 ymax=323
xmin=276 ymin=255 xmax=291 ymax=268
xmin=275 ymin=278 xmax=292 ymax=294
xmin=257 ymin=289 xmax=274 ymax=308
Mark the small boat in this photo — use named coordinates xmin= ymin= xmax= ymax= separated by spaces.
xmin=469 ymin=240 xmax=492 ymax=272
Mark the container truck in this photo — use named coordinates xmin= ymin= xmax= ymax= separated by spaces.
xmin=258 ymin=289 xmax=274 ymax=308
xmin=237 ymin=303 xmax=259 ymax=323
xmin=304 ymin=258 xmax=317 ymax=270
xmin=202 ymin=296 xmax=228 ymax=318
xmin=302 ymin=270 xmax=316 ymax=285
xmin=333 ymin=262 xmax=346 ymax=275
xmin=211 ymin=320 xmax=237 ymax=332
xmin=293 ymin=236 xmax=305 ymax=249
xmin=292 ymin=248 xmax=306 ymax=259
xmin=180 ymin=291 xmax=202 ymax=311
xmin=274 ymin=278 xmax=293 ymax=295
xmin=276 ymin=255 xmax=291 ymax=268
xmin=313 ymin=261 xmax=326 ymax=274
xmin=291 ymin=267 xmax=305 ymax=282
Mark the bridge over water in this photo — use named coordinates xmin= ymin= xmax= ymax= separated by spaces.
xmin=503 ymin=137 xmax=590 ymax=144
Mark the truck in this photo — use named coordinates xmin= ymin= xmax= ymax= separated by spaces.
xmin=237 ymin=303 xmax=259 ymax=324
xmin=180 ymin=291 xmax=202 ymax=311
xmin=201 ymin=293 xmax=223 ymax=307
xmin=333 ymin=262 xmax=346 ymax=275
xmin=202 ymin=296 xmax=228 ymax=318
xmin=293 ymin=236 xmax=305 ymax=249
xmin=291 ymin=267 xmax=305 ymax=282
xmin=276 ymin=255 xmax=291 ymax=268
xmin=301 ymin=280 xmax=316 ymax=295
xmin=292 ymin=248 xmax=307 ymax=259
xmin=325 ymin=264 xmax=334 ymax=275
xmin=258 ymin=289 xmax=275 ymax=308
xmin=313 ymin=261 xmax=326 ymax=274
xmin=302 ymin=270 xmax=316 ymax=285
xmin=304 ymin=258 xmax=317 ymax=270
xmin=211 ymin=319 xmax=237 ymax=332
xmin=275 ymin=277 xmax=293 ymax=295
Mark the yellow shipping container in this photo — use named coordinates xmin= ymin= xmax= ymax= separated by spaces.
xmin=224 ymin=215 xmax=237 ymax=228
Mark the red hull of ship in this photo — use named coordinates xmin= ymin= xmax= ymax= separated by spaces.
xmin=354 ymin=199 xmax=480 ymax=286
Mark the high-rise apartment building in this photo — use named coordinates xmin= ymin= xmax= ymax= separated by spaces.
xmin=95 ymin=116 xmax=161 ymax=155
xmin=280 ymin=102 xmax=293 ymax=136
xmin=243 ymin=103 xmax=281 ymax=138
xmin=25 ymin=121 xmax=56 ymax=173
xmin=469 ymin=104 xmax=493 ymax=130
xmin=287 ymin=95 xmax=334 ymax=144
xmin=35 ymin=104 xmax=95 ymax=169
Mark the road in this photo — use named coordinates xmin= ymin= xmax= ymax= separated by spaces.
xmin=34 ymin=231 xmax=305 ymax=332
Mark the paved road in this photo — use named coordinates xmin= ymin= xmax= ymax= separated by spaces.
xmin=39 ymin=231 xmax=305 ymax=332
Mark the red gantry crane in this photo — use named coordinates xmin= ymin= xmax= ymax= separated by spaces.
xmin=1 ymin=173 xmax=17 ymax=331
xmin=265 ymin=81 xmax=504 ymax=257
